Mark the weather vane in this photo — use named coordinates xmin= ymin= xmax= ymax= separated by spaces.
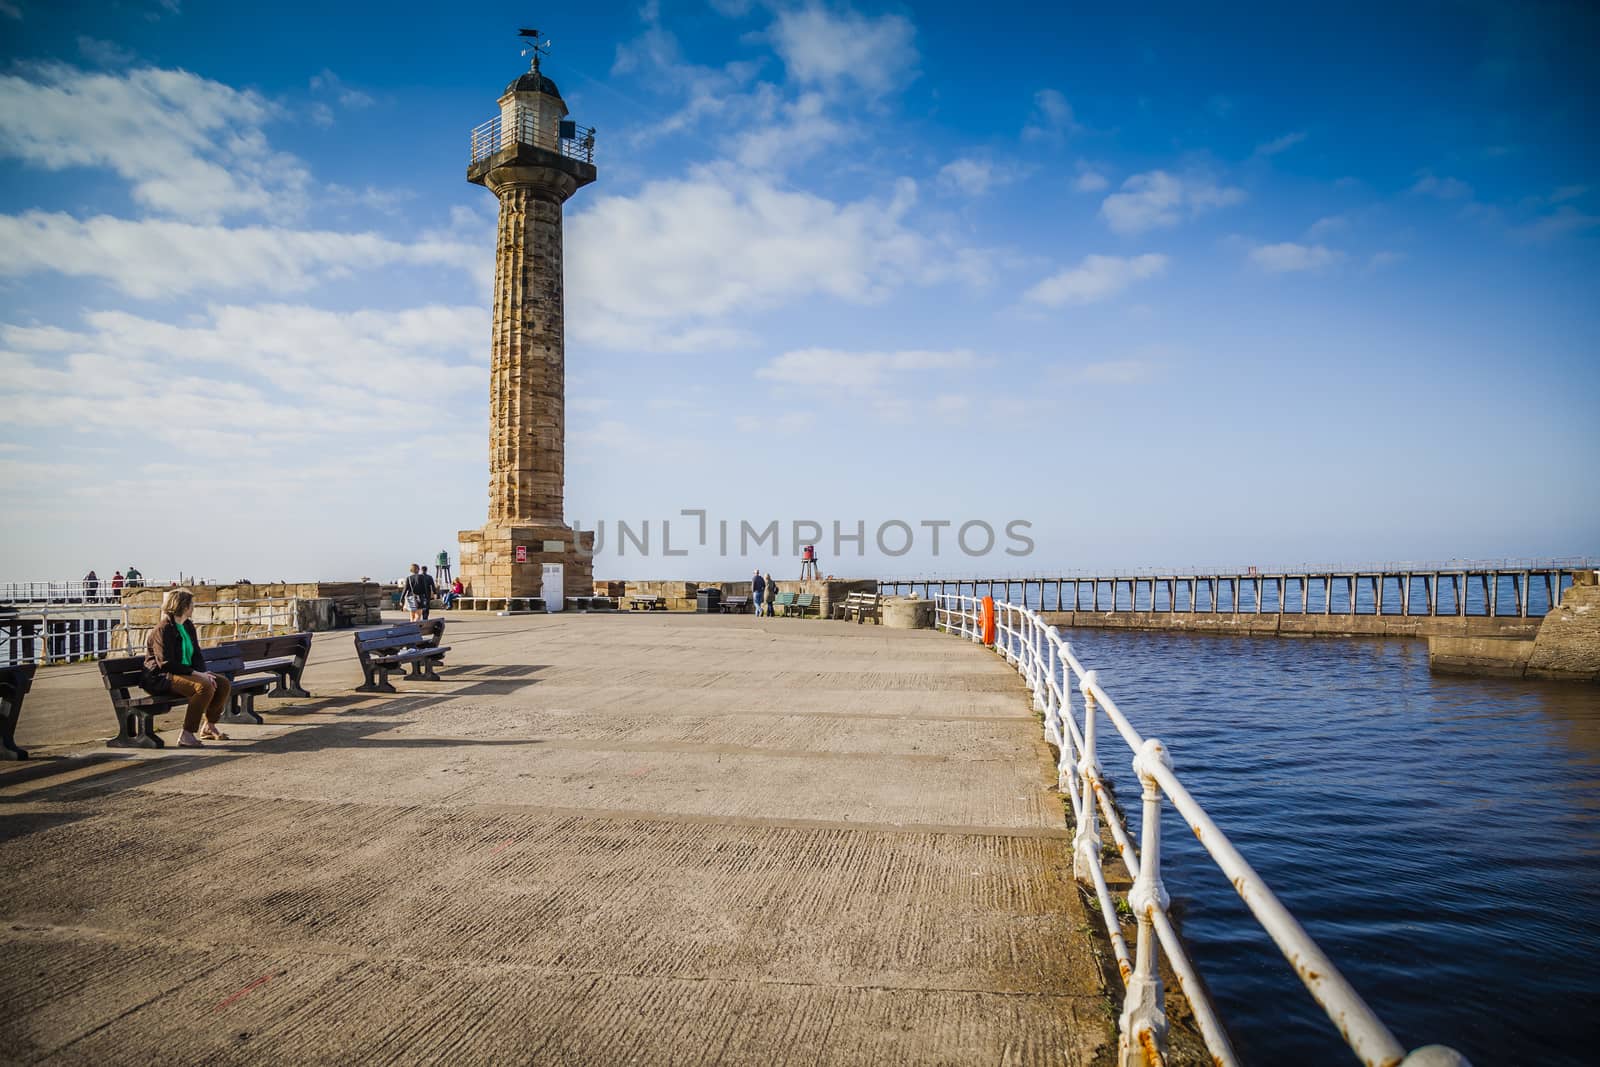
xmin=518 ymin=27 xmax=552 ymax=77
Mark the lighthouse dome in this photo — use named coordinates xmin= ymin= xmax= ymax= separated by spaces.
xmin=504 ymin=72 xmax=562 ymax=99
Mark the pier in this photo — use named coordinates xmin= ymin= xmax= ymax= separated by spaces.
xmin=881 ymin=560 xmax=1594 ymax=640
xmin=0 ymin=613 xmax=1115 ymax=1063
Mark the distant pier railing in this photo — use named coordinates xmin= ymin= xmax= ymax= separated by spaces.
xmin=884 ymin=561 xmax=1596 ymax=618
xmin=935 ymin=593 xmax=1471 ymax=1067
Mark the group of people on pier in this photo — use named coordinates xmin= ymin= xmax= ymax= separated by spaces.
xmin=751 ymin=569 xmax=779 ymax=616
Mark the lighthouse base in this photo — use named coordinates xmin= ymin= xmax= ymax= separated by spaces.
xmin=457 ymin=522 xmax=596 ymax=604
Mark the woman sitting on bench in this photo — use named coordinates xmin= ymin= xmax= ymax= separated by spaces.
xmin=143 ymin=588 xmax=232 ymax=747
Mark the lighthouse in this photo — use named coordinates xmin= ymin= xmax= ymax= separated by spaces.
xmin=457 ymin=31 xmax=598 ymax=606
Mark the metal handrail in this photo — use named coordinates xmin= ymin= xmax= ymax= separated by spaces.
xmin=2 ymin=597 xmax=303 ymax=667
xmin=933 ymin=593 xmax=1471 ymax=1067
xmin=468 ymin=104 xmax=595 ymax=166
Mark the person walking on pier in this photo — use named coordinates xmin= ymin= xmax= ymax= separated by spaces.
xmin=143 ymin=587 xmax=231 ymax=747
xmin=752 ymin=569 xmax=767 ymax=617
xmin=419 ymin=565 xmax=438 ymax=620
xmin=764 ymin=572 xmax=777 ymax=617
xmin=402 ymin=564 xmax=428 ymax=623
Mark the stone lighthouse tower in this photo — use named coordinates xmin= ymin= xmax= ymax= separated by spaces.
xmin=457 ymin=33 xmax=597 ymax=604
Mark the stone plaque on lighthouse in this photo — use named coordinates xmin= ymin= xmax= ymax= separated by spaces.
xmin=457 ymin=31 xmax=597 ymax=604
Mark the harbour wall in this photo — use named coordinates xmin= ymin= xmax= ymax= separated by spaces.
xmin=1038 ymin=610 xmax=1539 ymax=641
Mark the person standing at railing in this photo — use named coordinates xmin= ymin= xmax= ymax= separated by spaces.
xmin=111 ymin=570 xmax=125 ymax=597
xmin=142 ymin=587 xmax=231 ymax=747
xmin=82 ymin=569 xmax=99 ymax=602
xmin=125 ymin=565 xmax=142 ymax=588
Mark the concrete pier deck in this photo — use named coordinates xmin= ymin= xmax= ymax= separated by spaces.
xmin=0 ymin=613 xmax=1112 ymax=1064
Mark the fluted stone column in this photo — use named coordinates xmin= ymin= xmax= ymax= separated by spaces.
xmin=488 ymin=183 xmax=566 ymax=525
xmin=456 ymin=72 xmax=597 ymax=606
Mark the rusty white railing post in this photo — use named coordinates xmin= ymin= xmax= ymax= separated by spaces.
xmin=1072 ymin=669 xmax=1102 ymax=882
xmin=1120 ymin=738 xmax=1173 ymax=1066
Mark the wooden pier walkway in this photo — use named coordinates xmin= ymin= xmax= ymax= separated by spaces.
xmin=0 ymin=613 xmax=1112 ymax=1064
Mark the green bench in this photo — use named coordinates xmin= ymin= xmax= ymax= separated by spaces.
xmin=792 ymin=593 xmax=818 ymax=617
xmin=773 ymin=591 xmax=797 ymax=615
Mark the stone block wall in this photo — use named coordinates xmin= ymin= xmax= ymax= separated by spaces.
xmin=1525 ymin=574 xmax=1600 ymax=681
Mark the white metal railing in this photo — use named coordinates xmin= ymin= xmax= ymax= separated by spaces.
xmin=469 ymin=104 xmax=595 ymax=166
xmin=0 ymin=579 xmax=168 ymax=604
xmin=2 ymin=598 xmax=302 ymax=667
xmin=934 ymin=593 xmax=1471 ymax=1067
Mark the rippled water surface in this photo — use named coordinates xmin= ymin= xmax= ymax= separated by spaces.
xmin=1051 ymin=628 xmax=1599 ymax=1065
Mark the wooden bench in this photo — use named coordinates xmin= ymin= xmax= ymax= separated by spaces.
xmin=99 ymin=656 xmax=182 ymax=749
xmin=721 ymin=595 xmax=750 ymax=614
xmin=199 ymin=643 xmax=279 ymax=726
xmin=628 ymin=595 xmax=666 ymax=611
xmin=232 ymin=632 xmax=313 ymax=698
xmin=842 ymin=591 xmax=883 ymax=625
xmin=771 ymin=591 xmax=797 ymax=615
xmin=791 ymin=593 xmax=819 ymax=618
xmin=1 ymin=664 xmax=36 ymax=760
xmin=354 ymin=622 xmax=452 ymax=693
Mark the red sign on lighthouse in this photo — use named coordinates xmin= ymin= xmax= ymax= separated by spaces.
xmin=514 ymin=545 xmax=528 ymax=563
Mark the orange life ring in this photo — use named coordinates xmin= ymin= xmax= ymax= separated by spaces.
xmin=981 ymin=596 xmax=996 ymax=646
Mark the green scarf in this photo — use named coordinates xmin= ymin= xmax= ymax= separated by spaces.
xmin=177 ymin=621 xmax=194 ymax=667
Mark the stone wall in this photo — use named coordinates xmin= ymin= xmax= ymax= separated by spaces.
xmin=118 ymin=582 xmax=381 ymax=635
xmin=1525 ymin=575 xmax=1600 ymax=681
xmin=1427 ymin=636 xmax=1538 ymax=677
xmin=459 ymin=523 xmax=595 ymax=600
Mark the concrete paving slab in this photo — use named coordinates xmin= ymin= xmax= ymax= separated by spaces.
xmin=1 ymin=613 xmax=1115 ymax=1064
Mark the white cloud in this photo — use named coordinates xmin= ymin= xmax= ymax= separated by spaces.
xmin=0 ymin=303 xmax=487 ymax=451
xmin=1512 ymin=206 xmax=1600 ymax=242
xmin=1249 ymin=241 xmax=1341 ymax=272
xmin=937 ymin=157 xmax=1018 ymax=197
xmin=1071 ymin=360 xmax=1153 ymax=385
xmin=1023 ymin=253 xmax=1169 ymax=307
xmin=1305 ymin=214 xmax=1348 ymax=240
xmin=0 ymin=63 xmax=308 ymax=222
xmin=757 ymin=348 xmax=977 ymax=390
xmin=1254 ymin=130 xmax=1307 ymax=157
xmin=768 ymin=5 xmax=918 ymax=96
xmin=309 ymin=68 xmax=374 ymax=110
xmin=77 ymin=36 xmax=137 ymax=67
xmin=1367 ymin=250 xmax=1405 ymax=269
xmin=1100 ymin=170 xmax=1245 ymax=234
xmin=732 ymin=90 xmax=852 ymax=169
xmin=0 ymin=211 xmax=482 ymax=298
xmin=735 ymin=411 xmax=815 ymax=434
xmin=566 ymin=167 xmax=986 ymax=352
xmin=1410 ymin=174 xmax=1473 ymax=200
xmin=1073 ymin=162 xmax=1109 ymax=193
xmin=1022 ymin=89 xmax=1077 ymax=143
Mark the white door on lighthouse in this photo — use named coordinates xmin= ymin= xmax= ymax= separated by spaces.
xmin=542 ymin=563 xmax=564 ymax=612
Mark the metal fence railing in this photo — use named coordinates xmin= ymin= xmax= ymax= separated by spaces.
xmin=934 ymin=593 xmax=1471 ymax=1067
xmin=2 ymin=598 xmax=303 ymax=668
xmin=469 ymin=105 xmax=595 ymax=166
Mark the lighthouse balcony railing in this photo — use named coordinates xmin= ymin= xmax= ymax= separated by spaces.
xmin=469 ymin=109 xmax=595 ymax=166
xmin=932 ymin=592 xmax=1470 ymax=1067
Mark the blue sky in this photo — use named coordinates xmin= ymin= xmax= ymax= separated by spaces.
xmin=1 ymin=0 xmax=1596 ymax=581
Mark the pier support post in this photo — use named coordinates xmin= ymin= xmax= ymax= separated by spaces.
xmin=1120 ymin=739 xmax=1173 ymax=1067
